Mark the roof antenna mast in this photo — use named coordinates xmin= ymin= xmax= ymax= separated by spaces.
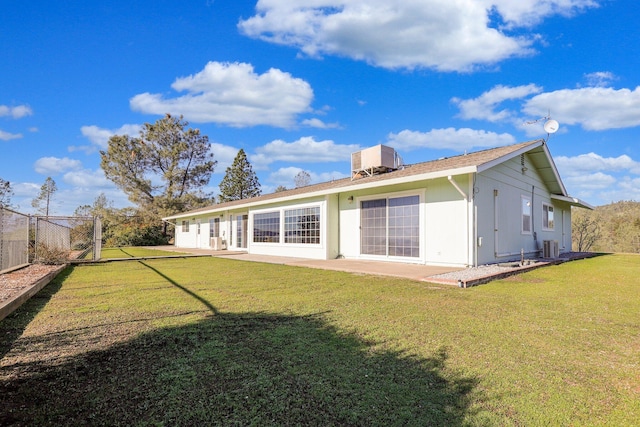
xmin=525 ymin=110 xmax=559 ymax=142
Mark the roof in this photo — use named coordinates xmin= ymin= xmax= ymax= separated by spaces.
xmin=164 ymin=139 xmax=589 ymax=220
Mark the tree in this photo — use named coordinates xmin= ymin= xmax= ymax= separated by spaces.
xmin=0 ymin=178 xmax=13 ymax=207
xmin=274 ymin=185 xmax=288 ymax=193
xmin=31 ymin=177 xmax=57 ymax=216
xmin=100 ymin=114 xmax=216 ymax=218
xmin=572 ymin=210 xmax=600 ymax=252
xmin=294 ymin=170 xmax=311 ymax=188
xmin=218 ymin=149 xmax=261 ymax=202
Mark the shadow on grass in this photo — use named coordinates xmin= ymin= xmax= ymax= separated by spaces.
xmin=2 ymin=260 xmax=481 ymax=425
xmin=1 ymin=310 xmax=479 ymax=426
xmin=0 ymin=267 xmax=70 ymax=360
xmin=139 ymin=260 xmax=219 ymax=315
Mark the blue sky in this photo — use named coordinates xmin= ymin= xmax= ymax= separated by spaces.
xmin=1 ymin=0 xmax=639 ymax=215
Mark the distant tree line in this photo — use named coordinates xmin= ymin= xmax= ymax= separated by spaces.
xmin=572 ymin=201 xmax=640 ymax=254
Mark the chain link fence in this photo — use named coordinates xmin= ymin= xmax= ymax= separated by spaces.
xmin=33 ymin=216 xmax=102 ymax=264
xmin=1 ymin=206 xmax=102 ymax=272
xmin=0 ymin=206 xmax=30 ymax=273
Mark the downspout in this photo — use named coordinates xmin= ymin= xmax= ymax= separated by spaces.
xmin=447 ymin=175 xmax=474 ymax=267
xmin=336 ymin=193 xmax=341 ymax=258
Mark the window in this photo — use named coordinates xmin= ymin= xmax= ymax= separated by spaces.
xmin=181 ymin=220 xmax=189 ymax=233
xmin=254 ymin=211 xmax=280 ymax=243
xmin=361 ymin=195 xmax=420 ymax=258
xmin=388 ymin=196 xmax=420 ymax=257
xmin=361 ymin=199 xmax=387 ymax=255
xmin=543 ymin=204 xmax=554 ymax=230
xmin=285 ymin=207 xmax=320 ymax=244
xmin=209 ymin=218 xmax=220 ymax=238
xmin=522 ymin=196 xmax=532 ymax=234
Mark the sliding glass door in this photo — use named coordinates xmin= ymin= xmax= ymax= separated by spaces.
xmin=360 ymin=195 xmax=420 ymax=258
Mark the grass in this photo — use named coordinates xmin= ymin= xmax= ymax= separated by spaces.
xmin=98 ymin=246 xmax=190 ymax=259
xmin=1 ymin=254 xmax=639 ymax=426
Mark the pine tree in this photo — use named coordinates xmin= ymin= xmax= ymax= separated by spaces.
xmin=31 ymin=177 xmax=57 ymax=216
xmin=0 ymin=178 xmax=13 ymax=208
xmin=218 ymin=149 xmax=261 ymax=202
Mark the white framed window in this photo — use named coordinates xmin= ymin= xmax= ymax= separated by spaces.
xmin=360 ymin=194 xmax=420 ymax=258
xmin=285 ymin=206 xmax=320 ymax=244
xmin=254 ymin=211 xmax=280 ymax=243
xmin=181 ymin=220 xmax=189 ymax=233
xmin=543 ymin=203 xmax=554 ymax=230
xmin=521 ymin=196 xmax=532 ymax=234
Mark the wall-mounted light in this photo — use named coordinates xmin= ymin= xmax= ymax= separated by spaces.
xmin=347 ymin=196 xmax=354 ymax=203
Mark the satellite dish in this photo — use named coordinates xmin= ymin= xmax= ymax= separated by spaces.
xmin=543 ymin=119 xmax=559 ymax=134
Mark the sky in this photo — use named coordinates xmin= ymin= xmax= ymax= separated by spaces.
xmin=1 ymin=0 xmax=639 ymax=216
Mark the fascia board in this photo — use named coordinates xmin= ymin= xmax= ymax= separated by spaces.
xmin=163 ymin=166 xmax=479 ymax=220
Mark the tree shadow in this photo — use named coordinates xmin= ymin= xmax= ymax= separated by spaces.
xmin=0 ymin=267 xmax=70 ymax=360
xmin=1 ymin=310 xmax=480 ymax=426
xmin=2 ymin=261 xmax=482 ymax=426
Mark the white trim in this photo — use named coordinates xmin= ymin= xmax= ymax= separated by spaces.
xmin=542 ymin=203 xmax=554 ymax=231
xmin=521 ymin=195 xmax=532 ymax=235
xmin=356 ymin=189 xmax=424 ymax=263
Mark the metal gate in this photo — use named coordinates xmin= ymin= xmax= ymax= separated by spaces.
xmin=33 ymin=215 xmax=102 ymax=264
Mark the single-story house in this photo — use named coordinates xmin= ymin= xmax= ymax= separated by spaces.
xmin=163 ymin=139 xmax=592 ymax=268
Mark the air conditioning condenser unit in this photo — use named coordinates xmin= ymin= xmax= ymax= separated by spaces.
xmin=542 ymin=240 xmax=559 ymax=258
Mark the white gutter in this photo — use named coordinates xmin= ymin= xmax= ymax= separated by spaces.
xmin=164 ymin=166 xmax=481 ymax=221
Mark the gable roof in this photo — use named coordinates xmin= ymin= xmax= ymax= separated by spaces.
xmin=165 ymin=139 xmax=589 ymax=220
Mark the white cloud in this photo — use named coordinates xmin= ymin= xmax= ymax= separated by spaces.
xmin=251 ymin=136 xmax=360 ymax=169
xmin=554 ymin=152 xmax=640 ymax=205
xmin=0 ymin=104 xmax=33 ymax=119
xmin=267 ymin=166 xmax=348 ymax=188
xmin=63 ymin=169 xmax=112 ymax=188
xmin=130 ymin=61 xmax=314 ymax=128
xmin=563 ymin=172 xmax=617 ymax=191
xmin=452 ymin=84 xmax=543 ymax=122
xmin=210 ymin=142 xmax=241 ymax=172
xmin=523 ymin=86 xmax=640 ymax=130
xmin=239 ymin=0 xmax=598 ymax=72
xmin=583 ymin=71 xmax=616 ymax=88
xmin=0 ymin=129 xmax=22 ymax=141
xmin=78 ymin=124 xmax=141 ymax=152
xmin=555 ymin=152 xmax=640 ymax=175
xmin=34 ymin=157 xmax=83 ymax=175
xmin=386 ymin=128 xmax=516 ymax=152
xmin=301 ymin=118 xmax=342 ymax=129
xmin=489 ymin=0 xmax=599 ymax=27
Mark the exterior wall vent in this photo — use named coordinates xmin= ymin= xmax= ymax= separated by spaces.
xmin=351 ymin=144 xmax=403 ymax=180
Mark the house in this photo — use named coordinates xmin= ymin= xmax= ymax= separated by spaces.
xmin=163 ymin=140 xmax=592 ymax=268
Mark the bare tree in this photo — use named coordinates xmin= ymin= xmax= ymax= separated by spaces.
xmin=294 ymin=170 xmax=311 ymax=188
xmin=572 ymin=211 xmax=600 ymax=252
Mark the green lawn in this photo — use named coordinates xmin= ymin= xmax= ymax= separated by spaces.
xmin=99 ymin=246 xmax=189 ymax=259
xmin=1 ymin=254 xmax=638 ymax=426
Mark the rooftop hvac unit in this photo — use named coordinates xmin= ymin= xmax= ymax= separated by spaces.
xmin=351 ymin=144 xmax=403 ymax=179
xmin=542 ymin=240 xmax=559 ymax=258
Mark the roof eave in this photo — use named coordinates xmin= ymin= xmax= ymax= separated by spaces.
xmin=163 ymin=166 xmax=480 ymax=220
xmin=551 ymin=194 xmax=595 ymax=210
